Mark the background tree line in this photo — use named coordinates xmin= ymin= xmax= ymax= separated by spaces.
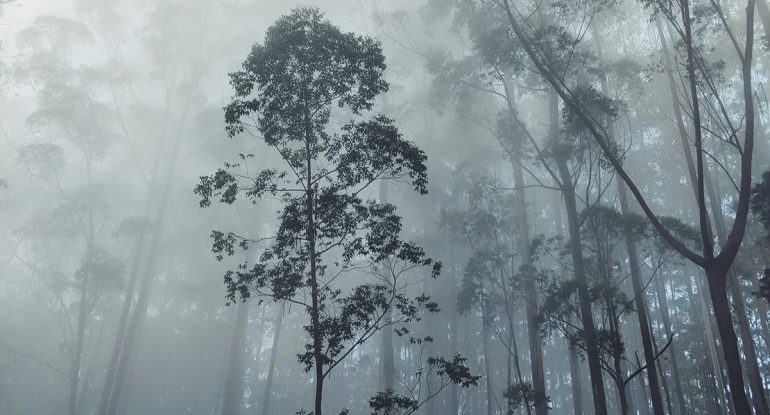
xmin=1 ymin=0 xmax=770 ymax=414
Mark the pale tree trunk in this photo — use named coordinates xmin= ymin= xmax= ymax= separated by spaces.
xmin=550 ymin=90 xmax=609 ymax=415
xmin=247 ymin=307 xmax=265 ymax=410
xmin=757 ymin=0 xmax=770 ymax=46
xmin=104 ymin=74 xmax=191 ymax=415
xmin=449 ymin=245 xmax=460 ymax=415
xmin=482 ymin=312 xmax=494 ymax=415
xmin=693 ymin=276 xmax=732 ymax=413
xmin=552 ymin=179 xmax=584 ymax=415
xmin=220 ymin=301 xmax=249 ymax=415
xmin=592 ymin=26 xmax=666 ymax=415
xmin=68 ymin=274 xmax=88 ymax=415
xmin=379 ymin=180 xmax=395 ymax=393
xmin=500 ymin=75 xmax=548 ymax=415
xmin=105 ymin=147 xmax=178 ymax=415
xmin=98 ymin=132 xmax=164 ymax=415
xmin=515 ymin=142 xmax=548 ymax=415
xmin=654 ymin=279 xmax=687 ymax=415
xmin=261 ymin=302 xmax=285 ymax=415
xmin=617 ymin=131 xmax=666 ymax=415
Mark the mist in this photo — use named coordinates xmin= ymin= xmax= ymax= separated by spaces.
xmin=1 ymin=0 xmax=769 ymax=414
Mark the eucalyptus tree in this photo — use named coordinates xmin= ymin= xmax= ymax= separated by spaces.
xmin=11 ymin=14 xmax=125 ymax=415
xmin=442 ymin=173 xmax=537 ymax=415
xmin=195 ymin=8 xmax=476 ymax=415
xmin=96 ymin=2 xmax=233 ymax=413
xmin=496 ymin=0 xmax=762 ymax=409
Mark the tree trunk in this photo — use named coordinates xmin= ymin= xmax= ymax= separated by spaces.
xmin=104 ymin=97 xmax=186 ymax=415
xmin=220 ymin=301 xmax=249 ymax=415
xmin=97 ymin=138 xmax=163 ymax=415
xmin=706 ymin=266 xmax=753 ymax=415
xmin=591 ymin=24 xmax=666 ymax=413
xmin=501 ymin=74 xmax=548 ymax=415
xmin=482 ymin=310 xmax=494 ymax=415
xmin=555 ymin=155 xmax=608 ymax=415
xmin=567 ymin=336 xmax=584 ymax=415
xmin=657 ymin=16 xmax=757 ymax=414
xmin=616 ymin=378 xmax=629 ymax=415
xmin=553 ymin=190 xmax=584 ymax=415
xmin=261 ymin=303 xmax=285 ymax=415
xmin=550 ymin=85 xmax=608 ymax=415
xmin=379 ymin=180 xmax=395 ymax=393
xmin=705 ymin=168 xmax=769 ymax=415
xmin=304 ymin=101 xmax=324 ymax=415
xmin=618 ymin=185 xmax=666 ymax=415
xmin=757 ymin=0 xmax=770 ymax=45
xmin=654 ymin=279 xmax=687 ymax=415
xmin=248 ymin=308 xmax=265 ymax=410
xmin=68 ymin=275 xmax=88 ymax=415
xmin=689 ymin=276 xmax=730 ymax=414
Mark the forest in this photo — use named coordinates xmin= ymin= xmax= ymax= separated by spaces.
xmin=1 ymin=0 xmax=769 ymax=414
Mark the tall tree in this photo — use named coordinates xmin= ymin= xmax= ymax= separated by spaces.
xmin=497 ymin=0 xmax=761 ymax=410
xmin=196 ymin=8 xmax=462 ymax=415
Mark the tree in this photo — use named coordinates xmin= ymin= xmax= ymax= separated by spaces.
xmin=195 ymin=8 xmax=452 ymax=415
xmin=496 ymin=0 xmax=761 ymax=410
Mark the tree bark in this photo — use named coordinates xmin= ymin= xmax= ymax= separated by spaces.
xmin=304 ymin=98 xmax=324 ymax=415
xmin=261 ymin=303 xmax=285 ymax=415
xmin=553 ymin=191 xmax=585 ymax=415
xmin=220 ymin=301 xmax=249 ymax=415
xmin=500 ymin=75 xmax=548 ymax=415
xmin=379 ymin=180 xmax=395 ymax=393
xmin=707 ymin=266 xmax=753 ymax=415
xmin=550 ymin=87 xmax=608 ymax=414
xmin=482 ymin=310 xmax=494 ymax=415
xmin=654 ymin=279 xmax=687 ymax=415
xmin=68 ymin=274 xmax=88 ymax=415
xmin=555 ymin=153 xmax=609 ymax=415
xmin=97 ymin=135 xmax=163 ymax=415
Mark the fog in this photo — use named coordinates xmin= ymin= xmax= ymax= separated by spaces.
xmin=0 ymin=0 xmax=769 ymax=414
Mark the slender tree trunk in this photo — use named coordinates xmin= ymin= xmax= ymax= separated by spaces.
xmin=551 ymin=92 xmax=608 ymax=414
xmin=105 ymin=240 xmax=155 ymax=415
xmin=657 ymin=15 xmax=755 ymax=414
xmin=689 ymin=276 xmax=730 ymax=414
xmin=449 ymin=317 xmax=459 ymax=415
xmin=449 ymin=246 xmax=460 ymax=415
xmin=303 ymin=101 xmax=324 ymax=415
xmin=516 ymin=164 xmax=548 ymax=415
xmin=757 ymin=0 xmax=770 ymax=45
xmin=556 ymin=156 xmax=608 ymax=415
xmin=617 ymin=185 xmax=666 ymax=415
xmin=261 ymin=303 xmax=285 ymax=415
xmin=654 ymin=279 xmax=687 ymax=415
xmin=248 ymin=308 xmax=265 ymax=410
xmin=594 ymin=42 xmax=666 ymax=409
xmin=552 ymin=173 xmax=584 ymax=415
xmin=105 ymin=163 xmax=176 ymax=415
xmin=591 ymin=26 xmax=667 ymax=413
xmin=68 ymin=275 xmax=88 ymax=415
xmin=482 ymin=310 xmax=493 ymax=415
xmin=105 ymin=97 xmax=188 ymax=415
xmin=379 ymin=180 xmax=395 ymax=393
xmin=98 ymin=136 xmax=163 ymax=415
xmin=220 ymin=301 xmax=249 ymax=415
xmin=500 ymin=75 xmax=548 ymax=415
